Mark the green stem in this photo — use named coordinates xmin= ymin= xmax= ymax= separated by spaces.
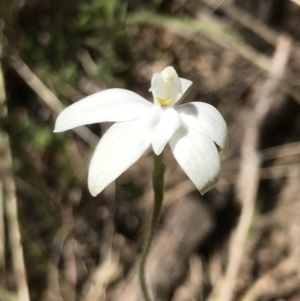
xmin=139 ymin=153 xmax=166 ymax=301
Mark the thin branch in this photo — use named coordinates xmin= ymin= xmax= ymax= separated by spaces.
xmin=0 ymin=181 xmax=5 ymax=276
xmin=290 ymin=0 xmax=300 ymax=6
xmin=7 ymin=56 xmax=98 ymax=148
xmin=211 ymin=35 xmax=292 ymax=301
xmin=0 ymin=54 xmax=5 ymax=276
xmin=0 ymin=42 xmax=30 ymax=301
xmin=201 ymin=0 xmax=278 ymax=45
xmin=81 ymin=252 xmax=122 ymax=301
xmin=240 ymin=255 xmax=300 ymax=301
xmin=3 ymin=153 xmax=30 ymax=301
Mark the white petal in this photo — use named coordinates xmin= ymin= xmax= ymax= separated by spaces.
xmin=169 ymin=126 xmax=220 ymax=194
xmin=176 ymin=102 xmax=227 ymax=153
xmin=88 ymin=119 xmax=151 ymax=196
xmin=54 ymin=88 xmax=152 ymax=132
xmin=140 ymin=104 xmax=162 ymax=131
xmin=152 ymin=108 xmax=182 ymax=155
xmin=218 ymin=136 xmax=229 ymax=160
xmin=175 ymin=78 xmax=193 ymax=104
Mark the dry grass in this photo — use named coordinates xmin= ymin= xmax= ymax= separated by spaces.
xmin=1 ymin=0 xmax=300 ymax=301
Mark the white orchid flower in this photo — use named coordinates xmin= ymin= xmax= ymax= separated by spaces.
xmin=55 ymin=66 xmax=227 ymax=196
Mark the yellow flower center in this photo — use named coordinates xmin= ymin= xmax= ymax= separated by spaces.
xmin=156 ymin=97 xmax=172 ymax=106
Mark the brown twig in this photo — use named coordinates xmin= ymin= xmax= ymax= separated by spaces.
xmin=81 ymin=252 xmax=122 ymax=301
xmin=200 ymin=0 xmax=278 ymax=45
xmin=0 ymin=180 xmax=5 ymax=277
xmin=77 ymin=49 xmax=107 ymax=92
xmin=0 ymin=41 xmax=30 ymax=301
xmin=240 ymin=251 xmax=300 ymax=301
xmin=171 ymin=256 xmax=204 ymax=301
xmin=3 ymin=157 xmax=30 ymax=301
xmin=0 ymin=40 xmax=5 ymax=277
xmin=290 ymin=0 xmax=300 ymax=6
xmin=7 ymin=55 xmax=98 ymax=148
xmin=211 ymin=35 xmax=292 ymax=301
xmin=48 ymin=221 xmax=74 ymax=301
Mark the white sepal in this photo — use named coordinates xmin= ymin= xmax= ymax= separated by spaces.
xmin=176 ymin=102 xmax=227 ymax=154
xmin=169 ymin=125 xmax=220 ymax=195
xmin=54 ymin=88 xmax=152 ymax=132
xmin=88 ymin=120 xmax=151 ymax=196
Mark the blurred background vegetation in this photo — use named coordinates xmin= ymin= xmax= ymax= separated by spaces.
xmin=1 ymin=0 xmax=300 ymax=301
